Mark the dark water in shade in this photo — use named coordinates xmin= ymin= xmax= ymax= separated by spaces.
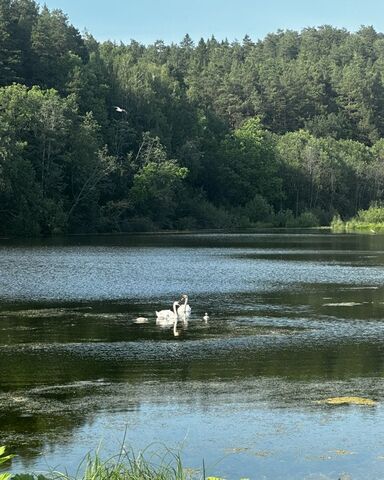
xmin=1 ymin=231 xmax=384 ymax=479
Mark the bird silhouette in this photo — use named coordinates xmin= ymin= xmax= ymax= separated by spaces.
xmin=114 ymin=106 xmax=127 ymax=113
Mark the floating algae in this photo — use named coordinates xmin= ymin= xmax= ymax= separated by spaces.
xmin=332 ymin=449 xmax=354 ymax=455
xmin=224 ymin=447 xmax=250 ymax=454
xmin=320 ymin=396 xmax=377 ymax=406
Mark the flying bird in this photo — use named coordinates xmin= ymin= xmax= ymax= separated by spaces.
xmin=114 ymin=106 xmax=127 ymax=113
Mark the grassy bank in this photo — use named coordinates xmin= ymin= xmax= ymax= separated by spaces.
xmin=331 ymin=205 xmax=384 ymax=233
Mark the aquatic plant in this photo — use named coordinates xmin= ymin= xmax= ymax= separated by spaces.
xmin=47 ymin=447 xmax=195 ymax=480
xmin=0 ymin=446 xmax=13 ymax=480
xmin=4 ymin=445 xmax=231 ymax=480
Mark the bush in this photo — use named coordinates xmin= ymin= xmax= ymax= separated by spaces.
xmin=178 ymin=197 xmax=234 ymax=229
xmin=356 ymin=203 xmax=384 ymax=223
xmin=286 ymin=211 xmax=320 ymax=227
xmin=270 ymin=209 xmax=294 ymax=227
xmin=120 ymin=216 xmax=158 ymax=232
xmin=243 ymin=194 xmax=274 ymax=222
xmin=331 ymin=214 xmax=345 ymax=231
xmin=332 ymin=204 xmax=384 ymax=232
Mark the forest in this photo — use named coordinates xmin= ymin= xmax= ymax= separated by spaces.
xmin=1 ymin=0 xmax=384 ymax=235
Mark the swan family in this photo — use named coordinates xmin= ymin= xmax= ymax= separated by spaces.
xmin=155 ymin=294 xmax=192 ymax=335
xmin=134 ymin=294 xmax=207 ymax=335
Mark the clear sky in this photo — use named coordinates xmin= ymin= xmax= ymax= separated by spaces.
xmin=41 ymin=0 xmax=384 ymax=44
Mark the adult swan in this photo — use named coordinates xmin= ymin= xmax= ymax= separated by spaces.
xmin=178 ymin=294 xmax=191 ymax=319
xmin=156 ymin=301 xmax=181 ymax=336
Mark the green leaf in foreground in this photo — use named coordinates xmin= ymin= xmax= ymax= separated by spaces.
xmin=0 ymin=446 xmax=14 ymax=480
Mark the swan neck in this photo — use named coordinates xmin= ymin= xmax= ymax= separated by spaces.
xmin=173 ymin=302 xmax=179 ymax=335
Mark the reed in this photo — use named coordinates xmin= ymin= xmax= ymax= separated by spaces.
xmin=4 ymin=444 xmax=229 ymax=480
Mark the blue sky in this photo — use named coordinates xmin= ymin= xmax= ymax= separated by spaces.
xmin=42 ymin=0 xmax=384 ymax=44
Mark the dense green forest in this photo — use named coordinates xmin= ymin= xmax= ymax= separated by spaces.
xmin=2 ymin=0 xmax=384 ymax=235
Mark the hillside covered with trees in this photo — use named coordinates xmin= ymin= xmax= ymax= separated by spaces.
xmin=1 ymin=0 xmax=384 ymax=235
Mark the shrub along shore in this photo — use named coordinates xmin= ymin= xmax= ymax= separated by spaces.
xmin=331 ymin=204 xmax=384 ymax=232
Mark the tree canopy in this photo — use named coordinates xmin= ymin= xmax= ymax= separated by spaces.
xmin=1 ymin=0 xmax=384 ymax=234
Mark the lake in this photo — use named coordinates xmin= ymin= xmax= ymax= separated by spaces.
xmin=1 ymin=231 xmax=384 ymax=479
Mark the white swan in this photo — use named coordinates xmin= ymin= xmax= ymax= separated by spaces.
xmin=203 ymin=312 xmax=209 ymax=322
xmin=156 ymin=301 xmax=179 ymax=325
xmin=178 ymin=294 xmax=191 ymax=318
xmin=156 ymin=301 xmax=181 ymax=336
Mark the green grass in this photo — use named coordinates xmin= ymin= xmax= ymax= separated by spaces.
xmin=331 ymin=206 xmax=384 ymax=232
xmin=4 ymin=445 xmax=229 ymax=480
xmin=57 ymin=452 xmax=184 ymax=479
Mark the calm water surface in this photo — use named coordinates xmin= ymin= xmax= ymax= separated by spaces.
xmin=1 ymin=231 xmax=384 ymax=479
